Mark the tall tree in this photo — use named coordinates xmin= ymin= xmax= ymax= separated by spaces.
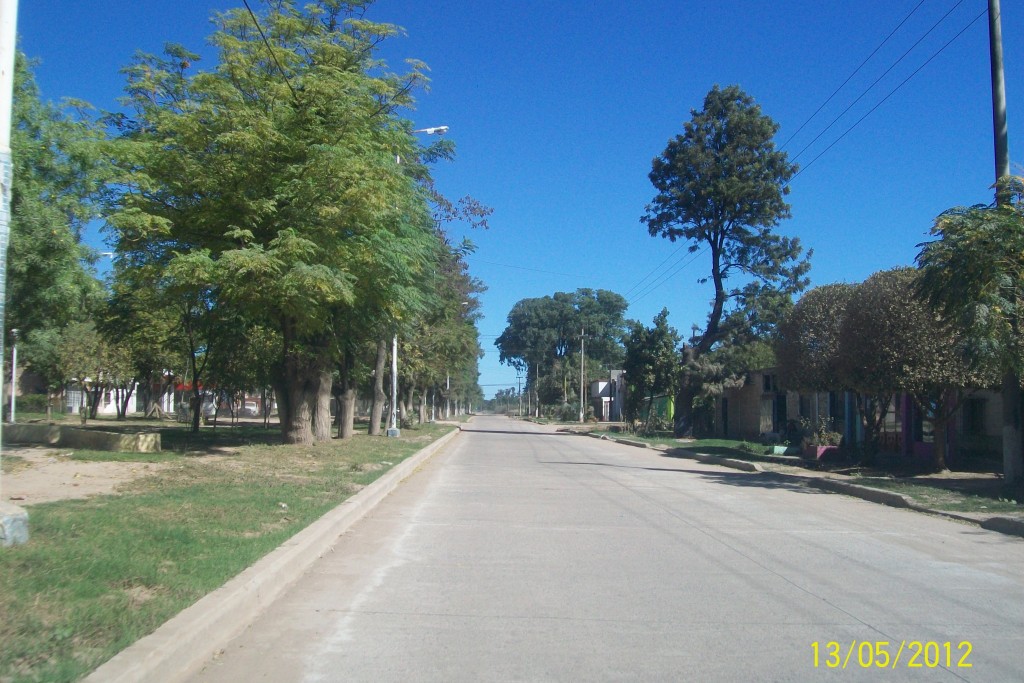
xmin=916 ymin=177 xmax=1024 ymax=481
xmin=107 ymin=1 xmax=440 ymax=444
xmin=7 ymin=53 xmax=106 ymax=390
xmin=641 ymin=84 xmax=809 ymax=435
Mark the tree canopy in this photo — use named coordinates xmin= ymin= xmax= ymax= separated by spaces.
xmin=776 ymin=283 xmax=855 ymax=392
xmin=105 ymin=0 xmax=458 ymax=441
xmin=7 ymin=53 xmax=107 ymax=390
xmin=622 ymin=308 xmax=680 ymax=427
xmin=916 ymin=176 xmax=1024 ymax=481
xmin=496 ymin=288 xmax=627 ymax=410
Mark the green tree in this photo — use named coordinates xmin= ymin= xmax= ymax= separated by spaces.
xmin=496 ymin=289 xmax=627 ymax=413
xmin=7 ymin=53 xmax=107 ymax=388
xmin=916 ymin=177 xmax=1024 ymax=481
xmin=100 ymin=268 xmax=188 ymax=419
xmin=776 ymin=283 xmax=856 ymax=392
xmin=107 ymin=1 xmax=441 ymax=444
xmin=837 ymin=268 xmax=985 ymax=469
xmin=641 ymin=84 xmax=809 ymax=436
xmin=622 ymin=309 xmax=681 ymax=430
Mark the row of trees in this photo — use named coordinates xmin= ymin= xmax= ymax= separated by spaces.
xmin=6 ymin=1 xmax=487 ymax=443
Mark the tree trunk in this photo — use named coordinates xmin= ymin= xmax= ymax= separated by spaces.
xmin=336 ymin=348 xmax=356 ymax=439
xmin=190 ymin=389 xmax=202 ymax=433
xmin=312 ymin=368 xmax=333 ymax=442
xmin=673 ymin=384 xmax=697 ymax=437
xmin=117 ymin=383 xmax=135 ymax=420
xmin=368 ymin=338 xmax=387 ymax=436
xmin=275 ymin=352 xmax=327 ymax=445
xmin=932 ymin=416 xmax=949 ymax=473
xmin=418 ymin=384 xmax=427 ymax=424
xmin=89 ymin=385 xmax=103 ymax=419
xmin=402 ymin=387 xmax=414 ymax=427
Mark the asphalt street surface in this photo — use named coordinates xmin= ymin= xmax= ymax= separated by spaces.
xmin=190 ymin=416 xmax=1024 ymax=682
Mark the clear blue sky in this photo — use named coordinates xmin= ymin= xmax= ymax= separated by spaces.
xmin=17 ymin=0 xmax=1021 ymax=398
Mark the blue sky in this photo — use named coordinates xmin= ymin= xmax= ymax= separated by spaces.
xmin=18 ymin=0 xmax=1021 ymax=398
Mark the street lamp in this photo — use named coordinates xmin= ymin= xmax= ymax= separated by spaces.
xmin=387 ymin=124 xmax=449 ymax=438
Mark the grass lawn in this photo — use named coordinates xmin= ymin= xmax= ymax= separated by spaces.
xmin=0 ymin=423 xmax=454 ymax=683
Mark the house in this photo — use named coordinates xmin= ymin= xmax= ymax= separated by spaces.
xmin=713 ymin=367 xmax=1003 ymax=466
xmin=589 ymin=370 xmax=626 ymax=422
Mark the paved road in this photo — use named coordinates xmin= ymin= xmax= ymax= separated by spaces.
xmin=191 ymin=416 xmax=1024 ymax=682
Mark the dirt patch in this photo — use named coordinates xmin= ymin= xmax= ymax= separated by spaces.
xmin=1 ymin=446 xmax=169 ymax=505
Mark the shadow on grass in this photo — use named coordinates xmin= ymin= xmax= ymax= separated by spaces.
xmin=159 ymin=425 xmax=281 ymax=453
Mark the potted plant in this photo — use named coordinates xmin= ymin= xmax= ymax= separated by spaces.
xmin=801 ymin=416 xmax=842 ymax=461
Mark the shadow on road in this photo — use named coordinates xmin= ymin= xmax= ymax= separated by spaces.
xmin=690 ymin=470 xmax=827 ymax=494
xmin=459 ymin=428 xmax=570 ymax=436
xmin=540 ymin=459 xmax=828 ymax=495
xmin=538 ymin=460 xmax=705 ymax=475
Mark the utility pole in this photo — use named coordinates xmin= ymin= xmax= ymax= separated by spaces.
xmin=517 ymin=375 xmax=522 ymax=417
xmin=988 ymin=0 xmax=1019 ymax=483
xmin=0 ymin=0 xmax=28 ymax=546
xmin=989 ymin=0 xmax=1010 ymax=192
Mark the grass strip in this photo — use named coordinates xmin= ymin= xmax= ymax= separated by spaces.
xmin=0 ymin=424 xmax=453 ymax=682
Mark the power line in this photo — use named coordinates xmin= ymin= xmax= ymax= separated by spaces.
xmin=628 ymin=245 xmax=709 ymax=306
xmin=242 ymin=0 xmax=299 ymax=103
xmin=791 ymin=6 xmax=987 ymax=182
xmin=780 ymin=0 xmax=928 ymax=151
xmin=473 ymin=258 xmax=587 ymax=279
xmin=790 ymin=0 xmax=970 ymax=166
xmin=622 ymin=240 xmax=688 ymax=298
xmin=624 ymin=3 xmax=940 ymax=309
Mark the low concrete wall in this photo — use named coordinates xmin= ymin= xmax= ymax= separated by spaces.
xmin=3 ymin=424 xmax=161 ymax=453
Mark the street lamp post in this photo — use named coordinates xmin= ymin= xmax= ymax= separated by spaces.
xmin=8 ymin=328 xmax=16 ymax=423
xmin=387 ymin=334 xmax=400 ymax=437
xmin=386 ymin=124 xmax=449 ymax=437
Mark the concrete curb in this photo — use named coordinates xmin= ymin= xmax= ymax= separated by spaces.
xmin=980 ymin=517 xmax=1024 ymax=537
xmin=809 ymin=478 xmax=913 ymax=508
xmin=671 ymin=448 xmax=762 ymax=473
xmin=85 ymin=427 xmax=462 ymax=683
xmin=613 ymin=438 xmax=650 ymax=449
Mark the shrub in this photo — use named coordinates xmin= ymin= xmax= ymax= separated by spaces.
xmin=15 ymin=393 xmax=50 ymax=413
